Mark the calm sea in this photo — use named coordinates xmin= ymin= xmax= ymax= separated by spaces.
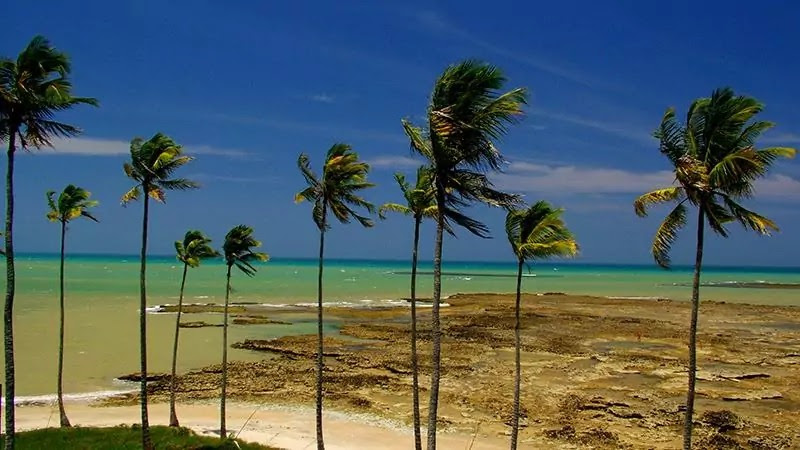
xmin=1 ymin=253 xmax=798 ymax=397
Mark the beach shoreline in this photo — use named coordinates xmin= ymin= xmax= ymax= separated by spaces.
xmin=7 ymin=292 xmax=800 ymax=448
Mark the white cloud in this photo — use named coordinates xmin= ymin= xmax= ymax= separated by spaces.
xmin=495 ymin=162 xmax=800 ymax=200
xmin=32 ymin=137 xmax=254 ymax=159
xmin=416 ymin=11 xmax=609 ymax=89
xmin=310 ymin=93 xmax=335 ymax=103
xmin=190 ymin=173 xmax=273 ymax=184
xmin=530 ymin=109 xmax=654 ymax=144
xmin=366 ymin=155 xmax=421 ymax=169
xmin=760 ymin=132 xmax=800 ymax=144
xmin=496 ymin=162 xmax=674 ymax=194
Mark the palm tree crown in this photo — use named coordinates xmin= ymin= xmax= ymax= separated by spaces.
xmin=46 ymin=185 xmax=98 ymax=224
xmin=379 ymin=167 xmax=437 ymax=220
xmin=223 ymin=225 xmax=268 ymax=275
xmin=0 ymin=35 xmax=98 ymax=149
xmin=403 ymin=60 xmax=526 ymax=237
xmin=176 ymin=230 xmax=219 ymax=268
xmin=506 ymin=201 xmax=578 ymax=262
xmin=296 ymin=143 xmax=376 ymax=229
xmin=121 ymin=133 xmax=198 ymax=204
xmin=634 ymin=87 xmax=796 ymax=267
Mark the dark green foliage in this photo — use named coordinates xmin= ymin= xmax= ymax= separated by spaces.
xmin=0 ymin=426 xmax=278 ymax=450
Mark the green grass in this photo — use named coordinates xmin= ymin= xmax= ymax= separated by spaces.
xmin=0 ymin=425 xmax=281 ymax=449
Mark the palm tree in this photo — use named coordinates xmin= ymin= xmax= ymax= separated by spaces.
xmin=169 ymin=230 xmax=219 ymax=427
xmin=220 ymin=225 xmax=268 ymax=438
xmin=121 ymin=133 xmax=197 ymax=449
xmin=45 ymin=185 xmax=98 ymax=427
xmin=634 ymin=87 xmax=796 ymax=449
xmin=296 ymin=143 xmax=375 ymax=450
xmin=0 ymin=35 xmax=96 ymax=447
xmin=403 ymin=60 xmax=526 ymax=449
xmin=378 ymin=166 xmax=439 ymax=450
xmin=505 ymin=201 xmax=577 ymax=449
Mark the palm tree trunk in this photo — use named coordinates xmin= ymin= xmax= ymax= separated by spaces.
xmin=410 ymin=216 xmax=422 ymax=450
xmin=510 ymin=259 xmax=524 ymax=450
xmin=220 ymin=264 xmax=232 ymax=439
xmin=683 ymin=209 xmax=705 ymax=450
xmin=57 ymin=221 xmax=71 ymax=427
xmin=4 ymin=134 xmax=17 ymax=450
xmin=316 ymin=209 xmax=327 ymax=450
xmin=139 ymin=193 xmax=152 ymax=450
xmin=169 ymin=263 xmax=188 ymax=427
xmin=426 ymin=188 xmax=445 ymax=450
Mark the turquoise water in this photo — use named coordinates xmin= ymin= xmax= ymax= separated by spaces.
xmin=1 ymin=254 xmax=799 ymax=396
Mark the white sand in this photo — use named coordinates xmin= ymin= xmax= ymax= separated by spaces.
xmin=9 ymin=401 xmax=507 ymax=449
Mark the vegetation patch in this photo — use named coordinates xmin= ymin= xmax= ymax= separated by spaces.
xmin=0 ymin=426 xmax=279 ymax=450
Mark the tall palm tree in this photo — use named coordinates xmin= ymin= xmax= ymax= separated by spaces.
xmin=121 ymin=133 xmax=197 ymax=449
xmin=403 ymin=60 xmax=526 ymax=449
xmin=45 ymin=185 xmax=98 ymax=428
xmin=378 ymin=166 xmax=439 ymax=450
xmin=220 ymin=225 xmax=267 ymax=438
xmin=634 ymin=87 xmax=796 ymax=449
xmin=0 ymin=35 xmax=96 ymax=447
xmin=505 ymin=201 xmax=577 ymax=449
xmin=296 ymin=143 xmax=375 ymax=450
xmin=169 ymin=230 xmax=219 ymax=427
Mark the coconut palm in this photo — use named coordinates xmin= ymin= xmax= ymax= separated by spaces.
xmin=121 ymin=133 xmax=197 ymax=449
xmin=505 ymin=202 xmax=577 ymax=449
xmin=378 ymin=166 xmax=439 ymax=450
xmin=45 ymin=185 xmax=98 ymax=427
xmin=220 ymin=225 xmax=268 ymax=438
xmin=296 ymin=143 xmax=375 ymax=450
xmin=169 ymin=230 xmax=219 ymax=427
xmin=403 ymin=60 xmax=526 ymax=449
xmin=0 ymin=35 xmax=96 ymax=447
xmin=634 ymin=87 xmax=796 ymax=449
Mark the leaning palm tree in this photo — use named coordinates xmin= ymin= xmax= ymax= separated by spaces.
xmin=296 ymin=143 xmax=375 ymax=450
xmin=46 ymin=185 xmax=98 ymax=428
xmin=169 ymin=230 xmax=219 ymax=427
xmin=403 ymin=60 xmax=526 ymax=449
xmin=0 ymin=36 xmax=96 ymax=447
xmin=121 ymin=133 xmax=197 ymax=450
xmin=220 ymin=225 xmax=268 ymax=438
xmin=378 ymin=166 xmax=438 ymax=450
xmin=505 ymin=201 xmax=577 ymax=449
xmin=634 ymin=87 xmax=795 ymax=450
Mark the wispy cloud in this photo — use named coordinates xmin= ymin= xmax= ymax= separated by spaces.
xmin=190 ymin=173 xmax=275 ymax=184
xmin=496 ymin=162 xmax=674 ymax=195
xmin=416 ymin=11 xmax=606 ymax=89
xmin=207 ymin=113 xmax=407 ymax=143
xmin=366 ymin=155 xmax=421 ymax=169
xmin=495 ymin=162 xmax=800 ymax=200
xmin=32 ymin=137 xmax=255 ymax=159
xmin=530 ymin=108 xmax=654 ymax=144
xmin=760 ymin=132 xmax=800 ymax=144
xmin=310 ymin=93 xmax=335 ymax=104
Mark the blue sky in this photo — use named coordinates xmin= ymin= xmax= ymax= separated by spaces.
xmin=3 ymin=1 xmax=799 ymax=266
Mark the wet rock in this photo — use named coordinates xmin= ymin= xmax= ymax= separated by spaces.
xmin=701 ymin=410 xmax=741 ymax=432
xmin=117 ymin=372 xmax=170 ymax=383
xmin=722 ymin=391 xmax=782 ymax=401
xmin=179 ymin=321 xmax=222 ymax=328
xmin=232 ymin=316 xmax=291 ymax=325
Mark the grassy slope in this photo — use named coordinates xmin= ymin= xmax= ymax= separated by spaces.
xmin=0 ymin=426 xmax=281 ymax=449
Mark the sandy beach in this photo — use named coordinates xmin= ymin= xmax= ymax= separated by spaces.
xmin=12 ymin=401 xmax=505 ymax=449
xmin=8 ymin=291 xmax=800 ymax=449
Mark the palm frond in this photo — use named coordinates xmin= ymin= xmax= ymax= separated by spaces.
xmin=634 ymin=187 xmax=684 ymax=217
xmin=651 ymin=203 xmax=687 ymax=268
xmin=223 ymin=225 xmax=268 ymax=277
xmin=720 ymin=195 xmax=779 ymax=235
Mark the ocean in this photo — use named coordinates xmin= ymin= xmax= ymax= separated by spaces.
xmin=1 ymin=253 xmax=798 ymax=397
